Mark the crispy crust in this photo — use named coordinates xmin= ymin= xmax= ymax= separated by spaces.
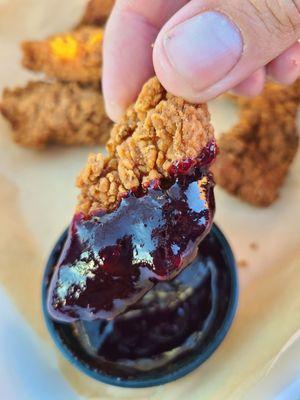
xmin=22 ymin=26 xmax=103 ymax=83
xmin=77 ymin=77 xmax=215 ymax=214
xmin=212 ymin=82 xmax=299 ymax=207
xmin=0 ymin=81 xmax=111 ymax=149
xmin=78 ymin=0 xmax=115 ymax=26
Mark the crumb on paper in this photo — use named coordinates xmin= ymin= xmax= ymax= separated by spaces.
xmin=76 ymin=76 xmax=215 ymax=214
xmin=249 ymin=242 xmax=258 ymax=250
xmin=0 ymin=81 xmax=112 ymax=149
xmin=212 ymin=80 xmax=300 ymax=207
xmin=22 ymin=26 xmax=104 ymax=83
xmin=238 ymin=260 xmax=248 ymax=268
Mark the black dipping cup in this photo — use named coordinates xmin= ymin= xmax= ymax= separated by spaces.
xmin=42 ymin=224 xmax=238 ymax=388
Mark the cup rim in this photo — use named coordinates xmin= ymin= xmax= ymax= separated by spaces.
xmin=42 ymin=223 xmax=239 ymax=388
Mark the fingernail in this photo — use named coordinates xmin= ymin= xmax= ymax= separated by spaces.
xmin=163 ymin=11 xmax=243 ymax=91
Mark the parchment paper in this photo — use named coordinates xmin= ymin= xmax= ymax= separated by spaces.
xmin=0 ymin=1 xmax=300 ymax=399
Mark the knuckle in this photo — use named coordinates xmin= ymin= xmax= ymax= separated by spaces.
xmin=264 ymin=0 xmax=300 ymax=34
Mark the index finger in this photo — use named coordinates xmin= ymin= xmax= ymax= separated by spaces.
xmin=102 ymin=0 xmax=188 ymax=121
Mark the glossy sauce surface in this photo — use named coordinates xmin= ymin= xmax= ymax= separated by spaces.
xmin=46 ymin=229 xmax=235 ymax=380
xmin=73 ymin=249 xmax=215 ymax=363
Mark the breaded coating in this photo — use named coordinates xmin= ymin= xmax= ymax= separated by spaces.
xmin=78 ymin=0 xmax=115 ymax=26
xmin=212 ymin=82 xmax=299 ymax=207
xmin=0 ymin=81 xmax=111 ymax=149
xmin=77 ymin=77 xmax=215 ymax=214
xmin=22 ymin=26 xmax=103 ymax=83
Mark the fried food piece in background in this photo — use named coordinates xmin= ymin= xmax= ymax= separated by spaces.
xmin=78 ymin=0 xmax=115 ymax=26
xmin=22 ymin=26 xmax=103 ymax=83
xmin=77 ymin=77 xmax=215 ymax=214
xmin=0 ymin=81 xmax=111 ymax=149
xmin=288 ymin=78 xmax=300 ymax=101
xmin=212 ymin=82 xmax=299 ymax=207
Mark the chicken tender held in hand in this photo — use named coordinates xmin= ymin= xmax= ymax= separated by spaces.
xmin=213 ymin=82 xmax=299 ymax=207
xmin=22 ymin=26 xmax=104 ymax=83
xmin=77 ymin=77 xmax=215 ymax=214
xmin=0 ymin=81 xmax=111 ymax=149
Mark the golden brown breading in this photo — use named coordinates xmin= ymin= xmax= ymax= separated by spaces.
xmin=22 ymin=26 xmax=103 ymax=83
xmin=78 ymin=0 xmax=115 ymax=26
xmin=288 ymin=78 xmax=300 ymax=101
xmin=212 ymin=82 xmax=299 ymax=207
xmin=76 ymin=77 xmax=215 ymax=214
xmin=0 ymin=81 xmax=112 ymax=149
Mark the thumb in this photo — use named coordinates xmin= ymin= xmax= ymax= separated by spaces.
xmin=153 ymin=0 xmax=300 ymax=102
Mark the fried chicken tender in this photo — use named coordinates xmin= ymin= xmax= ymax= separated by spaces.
xmin=0 ymin=81 xmax=111 ymax=149
xmin=78 ymin=0 xmax=115 ymax=26
xmin=22 ymin=26 xmax=103 ymax=83
xmin=77 ymin=77 xmax=215 ymax=214
xmin=212 ymin=82 xmax=299 ymax=207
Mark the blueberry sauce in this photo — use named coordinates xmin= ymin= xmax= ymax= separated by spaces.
xmin=72 ymin=248 xmax=216 ymax=364
xmin=47 ymin=142 xmax=216 ymax=322
xmin=44 ymin=228 xmax=236 ymax=380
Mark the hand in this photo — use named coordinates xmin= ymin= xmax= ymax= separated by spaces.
xmin=103 ymin=0 xmax=300 ymax=121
